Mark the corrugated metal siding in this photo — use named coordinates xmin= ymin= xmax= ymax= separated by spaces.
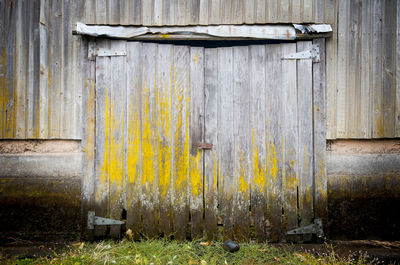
xmin=326 ymin=0 xmax=400 ymax=139
xmin=81 ymin=0 xmax=336 ymax=25
xmin=0 ymin=0 xmax=82 ymax=139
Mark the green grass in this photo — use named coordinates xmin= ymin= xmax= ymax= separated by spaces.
xmin=2 ymin=239 xmax=380 ymax=265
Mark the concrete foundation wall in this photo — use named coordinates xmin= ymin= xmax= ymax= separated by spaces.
xmin=0 ymin=140 xmax=82 ymax=242
xmin=327 ymin=140 xmax=400 ymax=240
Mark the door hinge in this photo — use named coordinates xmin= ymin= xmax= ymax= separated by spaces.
xmin=87 ymin=211 xmax=125 ymax=230
xmin=281 ymin=44 xmax=320 ymax=63
xmin=88 ymin=41 xmax=127 ymax=60
xmin=286 ymin=218 xmax=324 ymax=238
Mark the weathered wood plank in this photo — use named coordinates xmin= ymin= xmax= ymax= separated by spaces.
xmin=281 ymin=43 xmax=298 ymax=233
xmin=61 ymin=0 xmax=74 ymax=138
xmin=176 ymin=0 xmax=187 ymax=25
xmin=153 ymin=0 xmax=163 ymax=25
xmin=95 ymin=0 xmax=107 ymax=24
xmin=244 ymin=0 xmax=255 ymax=23
xmin=396 ymin=0 xmax=400 ymax=137
xmin=156 ymin=44 xmax=173 ymax=237
xmin=189 ymin=46 xmax=204 ymax=239
xmin=279 ymin=0 xmax=290 ymax=22
xmin=109 ymin=44 xmax=126 ymax=229
xmin=231 ymin=0 xmax=243 ymax=24
xmin=129 ymin=0 xmax=142 ymax=25
xmin=371 ymin=0 xmax=383 ymax=138
xmin=85 ymin=0 xmax=96 ymax=24
xmin=336 ymin=0 xmax=348 ymax=138
xmin=267 ymin=0 xmax=278 ymax=22
xmin=119 ymin=0 xmax=130 ymax=25
xmin=94 ymin=48 xmax=111 ymax=228
xmin=141 ymin=43 xmax=159 ymax=238
xmin=314 ymin=0 xmax=324 ymax=23
xmin=218 ymin=47 xmax=234 ymax=240
xmin=172 ymin=45 xmax=190 ymax=240
xmin=126 ymin=42 xmax=143 ymax=239
xmin=265 ymin=44 xmax=283 ymax=242
xmin=303 ymin=0 xmax=313 ymax=22
xmin=221 ymin=0 xmax=232 ymax=25
xmin=188 ymin=0 xmax=199 ymax=24
xmin=15 ymin=0 xmax=28 ymax=138
xmin=249 ymin=45 xmax=266 ymax=242
xmin=360 ymin=0 xmax=371 ymax=138
xmin=204 ymin=48 xmax=218 ymax=240
xmin=199 ymin=0 xmax=209 ymax=25
xmin=208 ymin=0 xmax=220 ymax=24
xmin=255 ymin=0 xmax=266 ymax=23
xmin=296 ymin=41 xmax=313 ymax=229
xmin=291 ymin=0 xmax=300 ymax=22
xmin=0 ymin=0 xmax=5 ymax=138
xmin=164 ymin=0 xmax=176 ymax=25
xmin=232 ymin=46 xmax=250 ymax=241
xmin=108 ymin=0 xmax=120 ymax=25
xmin=313 ymin=38 xmax=327 ymax=233
xmin=382 ymin=0 xmax=396 ymax=137
xmin=142 ymin=0 xmax=153 ymax=25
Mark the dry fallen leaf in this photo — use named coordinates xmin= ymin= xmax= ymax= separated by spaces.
xmin=126 ymin=229 xmax=133 ymax=240
xmin=71 ymin=242 xmax=81 ymax=247
xmin=79 ymin=242 xmax=85 ymax=249
xmin=200 ymin=241 xmax=212 ymax=246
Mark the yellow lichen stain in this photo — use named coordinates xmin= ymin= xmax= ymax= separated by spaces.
xmin=269 ymin=142 xmax=278 ymax=180
xmin=192 ymin=53 xmax=199 ymax=63
xmin=109 ymin=101 xmax=124 ymax=191
xmin=127 ymin=105 xmax=141 ymax=185
xmin=375 ymin=109 xmax=384 ymax=136
xmin=160 ymin=34 xmax=171 ymax=38
xmin=190 ymin=152 xmax=202 ymax=196
xmin=251 ymin=129 xmax=265 ymax=191
xmin=237 ymin=152 xmax=249 ymax=193
xmin=142 ymin=85 xmax=155 ymax=186
xmin=158 ymin=87 xmax=171 ymax=198
xmin=84 ymin=78 xmax=95 ymax=162
xmin=1 ymin=47 xmax=15 ymax=138
xmin=173 ymin=70 xmax=189 ymax=199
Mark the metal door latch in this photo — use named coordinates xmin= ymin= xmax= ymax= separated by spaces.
xmin=281 ymin=44 xmax=320 ymax=63
xmin=87 ymin=211 xmax=125 ymax=230
xmin=286 ymin=218 xmax=324 ymax=238
xmin=197 ymin=142 xmax=213 ymax=150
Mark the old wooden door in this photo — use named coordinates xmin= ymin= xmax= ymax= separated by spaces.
xmin=93 ymin=39 xmax=326 ymax=241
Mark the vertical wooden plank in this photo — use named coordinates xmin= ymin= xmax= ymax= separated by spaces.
xmin=371 ymin=0 xmax=383 ymax=138
xmin=220 ymin=0 xmax=232 ymax=24
xmin=291 ymin=0 xmax=301 ymax=23
xmin=0 ymin=0 xmax=5 ymax=138
xmin=244 ymin=0 xmax=255 ymax=23
xmin=164 ymin=0 xmax=175 ymax=25
xmin=231 ymin=0 xmax=243 ymax=24
xmin=3 ymin=0 xmax=16 ymax=138
xmin=126 ymin=42 xmax=143 ymax=239
xmin=189 ymin=47 xmax=204 ymax=239
xmin=119 ymin=0 xmax=130 ymax=25
xmin=336 ymin=0 xmax=348 ymax=138
xmin=141 ymin=0 xmax=152 ymax=25
xmin=156 ymin=44 xmax=173 ymax=237
xmin=232 ymin=46 xmax=250 ymax=241
xmin=204 ymin=48 xmax=218 ymax=240
xmin=382 ymin=0 xmax=396 ymax=137
xmin=249 ymin=45 xmax=266 ymax=242
xmin=141 ymin=43 xmax=159 ymax=238
xmin=268 ymin=0 xmax=278 ymax=23
xmin=360 ymin=0 xmax=371 ymax=138
xmin=265 ymin=44 xmax=283 ymax=242
xmin=176 ymin=0 xmax=187 ymax=25
xmin=218 ymin=47 xmax=234 ymax=240
xmin=303 ymin=0 xmax=313 ymax=22
xmin=94 ymin=50 xmax=111 ymax=225
xmin=108 ymin=0 xmax=120 ymax=24
xmin=129 ymin=0 xmax=142 ymax=25
xmin=314 ymin=0 xmax=324 ymax=23
xmin=189 ymin=0 xmax=200 ymax=24
xmin=95 ymin=0 xmax=107 ymax=24
xmin=81 ymin=37 xmax=96 ymax=238
xmin=281 ymin=43 xmax=298 ymax=233
xmin=199 ymin=0 xmax=209 ymax=25
xmin=296 ymin=41 xmax=313 ymax=229
xmin=172 ymin=45 xmax=190 ymax=240
xmin=313 ymin=38 xmax=327 ymax=233
xmin=208 ymin=0 xmax=220 ymax=25
xmin=153 ymin=0 xmax=163 ymax=25
xmin=325 ymin=0 xmax=335 ymax=24
xmin=85 ymin=0 xmax=96 ymax=24
xmin=14 ymin=0 xmax=28 ymax=138
xmin=27 ymin=0 xmax=39 ymax=138
xmin=109 ymin=43 xmax=127 ymax=226
xmin=61 ymin=0 xmax=74 ymax=138
xmin=396 ymin=0 xmax=400 ymax=137
xmin=279 ymin=0 xmax=290 ymax=22
xmin=255 ymin=0 xmax=266 ymax=23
